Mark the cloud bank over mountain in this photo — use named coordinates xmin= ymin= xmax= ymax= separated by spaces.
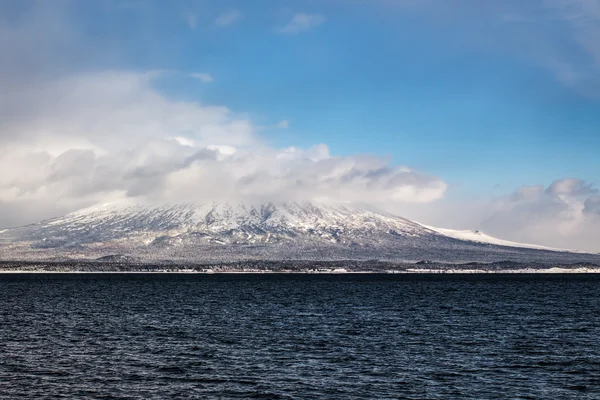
xmin=386 ymin=178 xmax=600 ymax=253
xmin=479 ymin=178 xmax=600 ymax=252
xmin=0 ymin=68 xmax=446 ymax=227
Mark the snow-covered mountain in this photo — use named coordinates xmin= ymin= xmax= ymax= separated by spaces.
xmin=0 ymin=201 xmax=597 ymax=264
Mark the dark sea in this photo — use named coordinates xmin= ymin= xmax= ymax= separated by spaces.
xmin=1 ymin=273 xmax=599 ymax=399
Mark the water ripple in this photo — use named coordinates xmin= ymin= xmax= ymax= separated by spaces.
xmin=1 ymin=273 xmax=599 ymax=399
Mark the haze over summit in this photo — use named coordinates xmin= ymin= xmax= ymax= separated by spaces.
xmin=0 ymin=0 xmax=599 ymax=252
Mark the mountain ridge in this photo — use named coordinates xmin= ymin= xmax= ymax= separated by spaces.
xmin=1 ymin=200 xmax=598 ymax=264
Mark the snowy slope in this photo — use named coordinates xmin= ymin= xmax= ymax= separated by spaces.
xmin=421 ymin=225 xmax=571 ymax=252
xmin=0 ymin=200 xmax=597 ymax=263
xmin=6 ymin=200 xmax=433 ymax=244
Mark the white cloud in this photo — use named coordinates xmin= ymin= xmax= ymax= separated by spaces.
xmin=477 ymin=178 xmax=600 ymax=252
xmin=276 ymin=120 xmax=289 ymax=129
xmin=279 ymin=13 xmax=326 ymax=34
xmin=215 ymin=9 xmax=243 ymax=26
xmin=184 ymin=12 xmax=197 ymax=29
xmin=0 ymin=69 xmax=446 ymax=227
xmin=190 ymin=72 xmax=214 ymax=82
xmin=0 ymin=5 xmax=443 ymax=221
xmin=390 ymin=178 xmax=600 ymax=253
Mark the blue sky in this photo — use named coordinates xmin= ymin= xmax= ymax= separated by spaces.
xmin=1 ymin=0 xmax=600 ymax=250
xmin=56 ymin=0 xmax=600 ymax=194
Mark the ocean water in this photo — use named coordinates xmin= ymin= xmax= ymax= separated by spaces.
xmin=1 ymin=273 xmax=599 ymax=399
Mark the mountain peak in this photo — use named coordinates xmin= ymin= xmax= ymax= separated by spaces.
xmin=0 ymin=200 xmax=596 ymax=264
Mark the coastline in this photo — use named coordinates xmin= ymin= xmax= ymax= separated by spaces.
xmin=1 ymin=268 xmax=600 ymax=274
